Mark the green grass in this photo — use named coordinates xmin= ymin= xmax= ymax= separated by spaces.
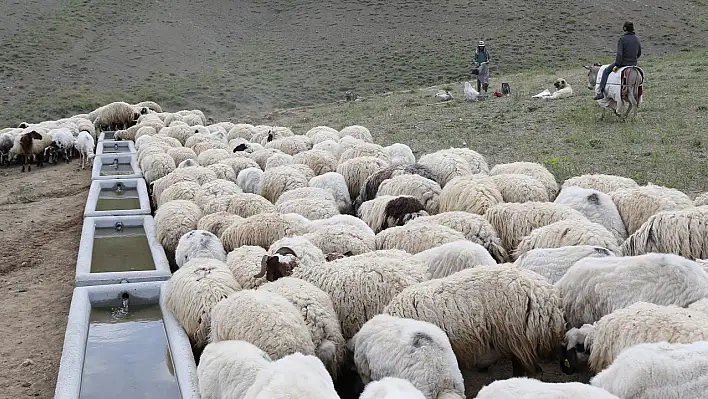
xmin=248 ymin=51 xmax=708 ymax=196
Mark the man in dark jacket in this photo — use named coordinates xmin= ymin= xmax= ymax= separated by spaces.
xmin=594 ymin=21 xmax=642 ymax=100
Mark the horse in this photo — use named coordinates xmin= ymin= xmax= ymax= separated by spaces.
xmin=584 ymin=63 xmax=644 ymax=119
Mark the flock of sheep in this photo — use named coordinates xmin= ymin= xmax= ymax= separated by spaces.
xmin=8 ymin=100 xmax=708 ymax=399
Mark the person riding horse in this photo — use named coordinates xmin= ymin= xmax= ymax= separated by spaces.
xmin=594 ymin=21 xmax=642 ymax=100
xmin=472 ymin=41 xmax=491 ymax=93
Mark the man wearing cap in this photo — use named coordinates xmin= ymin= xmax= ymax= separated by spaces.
xmin=594 ymin=21 xmax=642 ymax=100
xmin=473 ymin=41 xmax=491 ymax=92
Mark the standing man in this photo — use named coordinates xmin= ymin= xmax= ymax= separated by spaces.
xmin=594 ymin=21 xmax=642 ymax=100
xmin=473 ymin=40 xmax=491 ymax=93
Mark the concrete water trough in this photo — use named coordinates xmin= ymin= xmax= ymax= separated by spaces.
xmin=91 ymin=153 xmax=142 ymax=180
xmin=97 ymin=131 xmax=116 ymax=142
xmin=84 ymin=178 xmax=151 ymax=218
xmin=75 ymin=215 xmax=171 ymax=287
xmin=54 ymin=281 xmax=199 ymax=399
xmin=96 ymin=140 xmax=136 ymax=156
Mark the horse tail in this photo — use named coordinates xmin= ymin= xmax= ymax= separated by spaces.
xmin=627 ymin=68 xmax=641 ymax=108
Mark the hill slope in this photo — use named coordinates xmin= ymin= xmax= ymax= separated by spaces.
xmin=1 ymin=0 xmax=706 ymax=125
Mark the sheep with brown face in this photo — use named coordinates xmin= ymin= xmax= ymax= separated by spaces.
xmin=253 ymin=247 xmax=299 ymax=281
xmin=19 ymin=131 xmax=44 ymax=172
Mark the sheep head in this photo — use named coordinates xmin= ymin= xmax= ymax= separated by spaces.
xmin=20 ymin=131 xmax=42 ymax=147
xmin=382 ymin=196 xmax=428 ymax=230
xmin=324 ymin=251 xmax=353 ymax=261
xmin=559 ymin=324 xmax=595 ymax=375
xmin=253 ymin=246 xmax=299 ymax=281
xmin=233 ymin=143 xmax=248 ymax=153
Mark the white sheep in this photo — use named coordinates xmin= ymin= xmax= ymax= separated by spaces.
xmin=308 ymin=172 xmax=353 ymax=214
xmin=166 ymin=147 xmax=198 ymax=166
xmin=197 ymin=211 xmax=243 ymax=238
xmin=154 ymin=199 xmax=202 ymax=253
xmin=489 ymin=161 xmax=558 ymax=200
xmin=174 ymin=230 xmax=227 ymax=268
xmin=276 ymin=197 xmax=340 ymax=220
xmin=292 ymin=149 xmax=338 ymax=176
xmin=376 ymin=173 xmax=442 ymax=214
xmin=375 ymin=223 xmax=466 ymax=254
xmin=413 ymin=240 xmax=497 ymax=279
xmin=196 ymin=340 xmax=273 ymax=399
xmin=589 ymin=340 xmax=708 ymax=399
xmin=47 ymin=127 xmax=75 ymax=163
xmin=561 ymin=173 xmax=638 ymax=194
xmin=610 ymin=184 xmax=695 ymax=235
xmin=163 ymin=259 xmax=240 ymax=350
xmin=554 ymin=186 xmax=627 ymax=243
xmin=216 ymin=192 xmax=276 ymax=218
xmin=561 ymin=302 xmax=708 ymax=375
xmin=264 ymin=134 xmax=312 ymax=155
xmin=306 ymin=126 xmax=341 ymax=144
xmin=74 ymin=130 xmax=95 ymax=170
xmin=475 ymin=378 xmax=620 ymax=399
xmin=695 ymin=192 xmax=708 ymax=206
xmin=383 ymin=143 xmax=416 ymax=166
xmin=339 ymin=142 xmax=390 ymax=164
xmin=339 ymin=125 xmax=373 ymax=142
xmin=197 ymin=148 xmax=231 ymax=167
xmin=151 ymin=167 xmax=216 ymax=204
xmin=336 ymin=156 xmax=390 ymax=200
xmin=92 ymin=101 xmax=143 ymax=131
xmin=438 ymin=176 xmax=503 ymax=215
xmin=360 ymin=377 xmax=427 ymax=399
xmin=621 ymin=206 xmax=708 ymax=259
xmin=303 ymin=223 xmax=375 ymax=257
xmin=404 ymin=212 xmax=509 ymax=263
xmin=141 ymin=152 xmax=176 ymax=184
xmin=555 ymin=252 xmax=708 ymax=328
xmin=513 ymin=245 xmax=615 ymax=284
xmin=350 ymin=314 xmax=465 ymax=399
xmin=264 ymin=152 xmax=293 ymax=169
xmin=255 ymin=249 xmax=425 ymax=339
xmin=305 ymin=214 xmax=375 ymax=236
xmin=489 ymin=173 xmax=549 ymax=203
xmin=259 ymin=165 xmax=309 ymax=203
xmin=485 ymin=201 xmax=587 ymax=253
xmin=193 ymin=178 xmax=242 ymax=209
xmin=416 ymin=151 xmax=473 ymax=187
xmin=210 ymin=289 xmax=316 ymax=360
xmin=258 ymin=277 xmax=345 ymax=378
xmin=384 ymin=265 xmax=565 ymax=377
xmin=242 ymin=353 xmax=340 ymax=399
xmin=220 ymin=212 xmax=308 ymax=251
xmin=266 ymin=236 xmax=326 ymax=268
xmin=236 ymin=167 xmax=264 ymax=194
xmin=513 ymin=218 xmax=620 ymax=260
xmin=312 ymin=139 xmax=342 ymax=159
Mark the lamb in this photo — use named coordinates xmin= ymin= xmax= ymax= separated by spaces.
xmin=258 ymin=277 xmax=345 ymax=378
xmin=220 ymin=212 xmax=308 ymax=251
xmin=376 ymin=173 xmax=442 ymax=214
xmin=384 ymin=265 xmax=566 ymax=377
xmin=236 ymin=167 xmax=264 ymax=194
xmin=162 ymin=259 xmax=241 ymax=351
xmin=554 ymin=186 xmax=627 ymax=243
xmin=413 ymin=240 xmax=497 ymax=279
xmin=357 ymin=195 xmax=429 ymax=233
xmin=513 ymin=218 xmax=620 ymax=259
xmin=475 ymin=378 xmax=619 ymax=399
xmin=375 ymin=223 xmax=467 ymax=254
xmin=489 ymin=161 xmax=559 ymax=199
xmin=349 ymin=314 xmax=465 ymax=399
xmin=589 ymin=340 xmax=708 ymax=399
xmin=74 ymin=130 xmax=95 ymax=170
xmin=556 ymin=253 xmax=708 ymax=328
xmin=242 ymin=353 xmax=340 ymax=399
xmin=196 ymin=340 xmax=272 ymax=399
xmin=485 ymin=201 xmax=587 ymax=253
xmin=561 ymin=173 xmax=638 ymax=194
xmin=336 ymin=156 xmax=390 ymax=200
xmin=154 ymin=199 xmax=202 ymax=254
xmin=489 ymin=173 xmax=549 ymax=203
xmin=404 ymin=212 xmax=509 ymax=263
xmin=259 ymin=165 xmax=310 ymax=203
xmin=309 ymin=172 xmax=353 ymax=214
xmin=609 ymin=184 xmax=695 ymax=236
xmin=438 ymin=176 xmax=503 ymax=215
xmin=255 ymin=249 xmax=425 ymax=339
xmin=621 ymin=206 xmax=708 ymax=259
xmin=360 ymin=378 xmax=426 ymax=399
xmin=47 ymin=127 xmax=75 ymax=164
xmin=514 ymin=245 xmax=614 ymax=284
xmin=560 ymin=302 xmax=708 ymax=374
xmin=209 ymin=289 xmax=316 ymax=360
xmin=174 ymin=230 xmax=227 ymax=268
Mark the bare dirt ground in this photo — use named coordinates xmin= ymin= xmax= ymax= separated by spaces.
xmin=0 ymin=161 xmax=89 ymax=398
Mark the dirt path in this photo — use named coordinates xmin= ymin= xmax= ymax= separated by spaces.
xmin=0 ymin=161 xmax=90 ymax=398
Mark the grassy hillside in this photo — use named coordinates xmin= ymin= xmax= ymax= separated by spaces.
xmin=250 ymin=51 xmax=708 ymax=196
xmin=1 ymin=0 xmax=707 ymax=125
